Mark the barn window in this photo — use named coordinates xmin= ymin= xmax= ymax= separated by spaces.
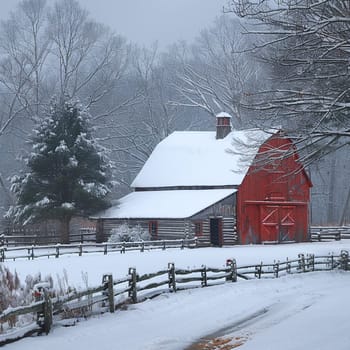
xmin=194 ymin=221 xmax=203 ymax=236
xmin=148 ymin=221 xmax=158 ymax=239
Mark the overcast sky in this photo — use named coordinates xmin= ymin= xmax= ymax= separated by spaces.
xmin=0 ymin=0 xmax=228 ymax=48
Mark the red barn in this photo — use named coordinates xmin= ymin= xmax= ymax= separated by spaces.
xmin=93 ymin=113 xmax=312 ymax=245
xmin=237 ymin=133 xmax=312 ymax=244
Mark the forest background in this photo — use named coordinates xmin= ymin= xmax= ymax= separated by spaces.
xmin=0 ymin=0 xmax=349 ymax=229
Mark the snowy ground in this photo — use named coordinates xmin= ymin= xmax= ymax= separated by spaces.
xmin=2 ymin=241 xmax=350 ymax=349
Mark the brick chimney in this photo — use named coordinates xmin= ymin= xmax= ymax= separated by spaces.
xmin=216 ymin=112 xmax=232 ymax=139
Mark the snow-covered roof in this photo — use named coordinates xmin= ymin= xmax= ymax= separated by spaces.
xmin=131 ymin=129 xmax=274 ymax=188
xmin=216 ymin=112 xmax=232 ymax=119
xmin=93 ymin=189 xmax=236 ymax=219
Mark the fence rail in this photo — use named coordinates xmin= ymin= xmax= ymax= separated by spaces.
xmin=0 ymin=238 xmax=198 ymax=262
xmin=0 ymin=250 xmax=349 ymax=345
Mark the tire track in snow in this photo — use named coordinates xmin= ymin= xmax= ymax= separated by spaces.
xmin=187 ymin=291 xmax=322 ymax=349
xmin=186 ymin=307 xmax=270 ymax=349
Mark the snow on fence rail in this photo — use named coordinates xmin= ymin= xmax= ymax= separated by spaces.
xmin=0 ymin=238 xmax=198 ymax=262
xmin=0 ymin=250 xmax=349 ymax=345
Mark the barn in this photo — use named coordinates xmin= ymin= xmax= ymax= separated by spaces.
xmin=92 ymin=113 xmax=312 ymax=245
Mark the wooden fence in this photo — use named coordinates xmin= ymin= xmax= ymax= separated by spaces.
xmin=310 ymin=226 xmax=350 ymax=241
xmin=0 ymin=250 xmax=349 ymax=345
xmin=0 ymin=238 xmax=198 ymax=262
xmin=3 ymin=225 xmax=350 ymax=247
xmin=0 ymin=230 xmax=96 ymax=246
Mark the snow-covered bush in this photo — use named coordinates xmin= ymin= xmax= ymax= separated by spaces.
xmin=108 ymin=223 xmax=150 ymax=243
xmin=0 ymin=267 xmax=90 ymax=331
xmin=0 ymin=266 xmax=21 ymax=313
xmin=0 ymin=266 xmax=57 ymax=331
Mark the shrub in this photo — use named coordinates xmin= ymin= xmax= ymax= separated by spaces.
xmin=108 ymin=223 xmax=150 ymax=243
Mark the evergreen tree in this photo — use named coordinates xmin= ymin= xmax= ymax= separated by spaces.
xmin=7 ymin=99 xmax=114 ymax=243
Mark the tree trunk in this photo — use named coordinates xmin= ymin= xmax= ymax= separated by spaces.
xmin=60 ymin=217 xmax=71 ymax=244
xmin=340 ymin=186 xmax=350 ymax=226
xmin=96 ymin=219 xmax=105 ymax=243
xmin=0 ymin=173 xmax=13 ymax=206
xmin=327 ymin=157 xmax=336 ymax=224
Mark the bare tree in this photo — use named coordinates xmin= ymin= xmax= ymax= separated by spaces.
xmin=47 ymin=0 xmax=130 ymax=109
xmin=0 ymin=0 xmax=132 ymax=140
xmin=172 ymin=16 xmax=269 ymax=128
xmin=0 ymin=0 xmax=49 ymax=139
xmin=132 ymin=46 xmax=185 ymax=152
xmin=227 ymin=0 xmax=350 ymax=164
xmin=102 ymin=44 xmax=212 ymax=192
xmin=107 ymin=45 xmax=191 ymax=188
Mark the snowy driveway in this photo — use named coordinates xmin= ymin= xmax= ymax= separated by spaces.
xmin=190 ymin=272 xmax=350 ymax=350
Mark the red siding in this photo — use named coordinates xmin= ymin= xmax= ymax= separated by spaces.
xmin=237 ymin=134 xmax=312 ymax=244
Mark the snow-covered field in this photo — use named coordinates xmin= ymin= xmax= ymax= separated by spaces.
xmin=2 ymin=241 xmax=350 ymax=349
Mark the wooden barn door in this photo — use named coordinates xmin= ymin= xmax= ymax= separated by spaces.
xmin=260 ymin=206 xmax=279 ymax=242
xmin=260 ymin=205 xmax=296 ymax=242
xmin=279 ymin=206 xmax=296 ymax=242
xmin=210 ymin=218 xmax=222 ymax=246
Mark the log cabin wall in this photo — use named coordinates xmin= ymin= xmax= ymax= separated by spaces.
xmin=157 ymin=219 xmax=189 ymax=240
xmin=190 ymin=194 xmax=237 ymax=245
xmin=97 ymin=218 xmax=189 ymax=241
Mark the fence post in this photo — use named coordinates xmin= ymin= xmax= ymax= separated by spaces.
xmin=226 ymin=259 xmax=237 ymax=282
xmin=181 ymin=239 xmax=184 ymax=250
xmin=128 ymin=268 xmax=137 ymax=303
xmin=168 ymin=263 xmax=176 ymax=292
xmin=79 ymin=243 xmax=83 ymax=257
xmin=286 ymin=258 xmax=291 ymax=274
xmin=104 ymin=243 xmax=108 ymax=255
xmin=55 ymin=244 xmax=60 ymax=258
xmin=121 ymin=243 xmax=125 ymax=254
xmin=102 ymin=274 xmax=115 ymax=313
xmin=34 ymin=286 xmax=52 ymax=335
xmin=336 ymin=231 xmax=341 ymax=241
xmin=255 ymin=263 xmax=262 ymax=279
xmin=0 ymin=247 xmax=4 ymax=262
xmin=273 ymin=261 xmax=279 ymax=278
xmin=340 ymin=250 xmax=349 ymax=271
xmin=232 ymin=259 xmax=237 ymax=282
xmin=43 ymin=290 xmax=52 ymax=334
xmin=298 ymin=254 xmax=305 ymax=272
xmin=162 ymin=240 xmax=166 ymax=250
xmin=330 ymin=253 xmax=335 ymax=270
xmin=141 ymin=242 xmax=145 ymax=252
xmin=307 ymin=254 xmax=315 ymax=271
xmin=201 ymin=265 xmax=207 ymax=287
